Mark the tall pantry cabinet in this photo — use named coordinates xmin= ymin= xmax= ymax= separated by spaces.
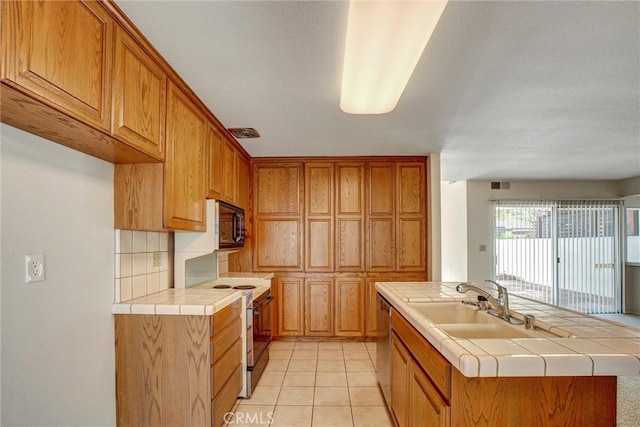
xmin=252 ymin=158 xmax=428 ymax=339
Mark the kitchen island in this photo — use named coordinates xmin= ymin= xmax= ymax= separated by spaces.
xmin=376 ymin=282 xmax=639 ymax=426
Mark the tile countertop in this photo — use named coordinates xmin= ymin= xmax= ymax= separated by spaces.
xmin=112 ymin=288 xmax=241 ymax=316
xmin=376 ymin=282 xmax=640 ymax=378
xmin=112 ymin=273 xmax=274 ymax=316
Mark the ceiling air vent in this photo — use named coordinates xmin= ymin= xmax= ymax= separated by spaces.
xmin=490 ymin=181 xmax=510 ymax=190
xmin=228 ymin=128 xmax=260 ymax=139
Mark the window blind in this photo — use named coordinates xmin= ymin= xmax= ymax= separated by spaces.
xmin=493 ymin=200 xmax=622 ymax=314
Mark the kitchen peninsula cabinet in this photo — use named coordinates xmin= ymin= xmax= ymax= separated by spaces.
xmin=115 ymin=299 xmax=243 ymax=427
xmin=386 ymin=300 xmax=617 ymax=427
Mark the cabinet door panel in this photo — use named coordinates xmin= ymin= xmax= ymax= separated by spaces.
xmin=112 ymin=26 xmax=165 ymax=159
xmin=256 ymin=165 xmax=301 ymax=215
xmin=335 ymin=277 xmax=364 ymax=336
xmin=277 ymin=277 xmax=304 ymax=336
xmin=367 ymin=218 xmax=395 ymax=271
xmin=336 ymin=218 xmax=363 ymax=271
xmin=391 ymin=333 xmax=410 ymax=427
xmin=222 ymin=140 xmax=238 ymax=204
xmin=397 ymin=163 xmax=425 ymax=215
xmin=398 ymin=218 xmax=425 ymax=271
xmin=367 ymin=163 xmax=394 ymax=216
xmin=305 ymin=278 xmax=333 ymax=336
xmin=336 ymin=164 xmax=363 ymax=215
xmin=255 ymin=219 xmax=301 ymax=270
xmin=410 ymin=363 xmax=450 ymax=427
xmin=306 ymin=219 xmax=333 ymax=271
xmin=165 ymin=82 xmax=206 ymax=230
xmin=306 ymin=163 xmax=333 ymax=216
xmin=206 ymin=123 xmax=223 ymax=199
xmin=15 ymin=0 xmax=112 ymax=129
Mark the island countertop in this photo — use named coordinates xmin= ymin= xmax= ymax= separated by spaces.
xmin=376 ymin=281 xmax=640 ymax=378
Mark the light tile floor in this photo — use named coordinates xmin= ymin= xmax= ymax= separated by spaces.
xmin=227 ymin=341 xmax=394 ymax=427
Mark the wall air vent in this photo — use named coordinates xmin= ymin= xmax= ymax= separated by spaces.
xmin=228 ymin=128 xmax=260 ymax=139
xmin=490 ymin=181 xmax=510 ymax=190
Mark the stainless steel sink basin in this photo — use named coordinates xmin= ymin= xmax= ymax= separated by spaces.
xmin=407 ymin=302 xmax=560 ymax=339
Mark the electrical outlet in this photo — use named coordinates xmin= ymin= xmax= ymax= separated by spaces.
xmin=153 ymin=251 xmax=161 ymax=267
xmin=25 ymin=254 xmax=45 ymax=283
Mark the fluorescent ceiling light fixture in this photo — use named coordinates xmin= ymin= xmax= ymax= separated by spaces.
xmin=340 ymin=0 xmax=448 ymax=114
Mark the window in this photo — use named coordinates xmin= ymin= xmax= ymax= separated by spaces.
xmin=627 ymin=207 xmax=640 ymax=264
xmin=493 ymin=200 xmax=622 ymax=314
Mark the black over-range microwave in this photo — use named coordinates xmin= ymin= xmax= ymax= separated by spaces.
xmin=218 ymin=200 xmax=246 ymax=249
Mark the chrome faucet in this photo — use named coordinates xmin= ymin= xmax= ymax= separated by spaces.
xmin=456 ymin=280 xmax=523 ymax=325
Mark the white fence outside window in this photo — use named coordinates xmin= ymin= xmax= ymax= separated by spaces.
xmin=493 ymin=200 xmax=622 ymax=314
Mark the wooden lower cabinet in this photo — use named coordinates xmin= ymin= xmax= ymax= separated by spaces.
xmin=115 ymin=300 xmax=243 ymax=427
xmin=273 ymin=274 xmax=366 ymax=338
xmin=391 ymin=331 xmax=450 ymax=427
xmin=305 ymin=277 xmax=333 ymax=336
xmin=334 ymin=275 xmax=365 ymax=337
xmin=276 ymin=276 xmax=305 ymax=336
xmin=389 ymin=306 xmax=617 ymax=427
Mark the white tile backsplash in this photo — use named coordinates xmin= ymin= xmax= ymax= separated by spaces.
xmin=114 ymin=230 xmax=171 ymax=302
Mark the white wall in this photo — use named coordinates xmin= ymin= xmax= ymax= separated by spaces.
xmin=440 ymin=181 xmax=468 ymax=281
xmin=464 ymin=180 xmax=621 ymax=283
xmin=1 ymin=125 xmax=116 ymax=426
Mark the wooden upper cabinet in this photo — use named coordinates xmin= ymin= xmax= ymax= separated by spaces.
xmin=112 ymin=26 xmax=166 ymax=160
xmin=367 ymin=163 xmax=395 ymax=216
xmin=396 ymin=162 xmax=426 ymax=271
xmin=397 ymin=162 xmax=425 ymax=215
xmin=237 ymin=153 xmax=250 ymax=210
xmin=222 ymin=140 xmax=238 ymax=204
xmin=255 ymin=164 xmax=302 ymax=215
xmin=336 ymin=163 xmax=363 ymax=216
xmin=306 ymin=163 xmax=334 ymax=216
xmin=164 ymin=82 xmax=206 ymax=231
xmin=254 ymin=219 xmax=302 ymax=270
xmin=10 ymin=0 xmax=113 ymax=130
xmin=366 ymin=163 xmax=396 ymax=271
xmin=336 ymin=163 xmax=364 ymax=271
xmin=305 ymin=163 xmax=334 ymax=271
xmin=206 ymin=123 xmax=224 ymax=199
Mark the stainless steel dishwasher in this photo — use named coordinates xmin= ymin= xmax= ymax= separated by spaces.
xmin=376 ymin=293 xmax=392 ymax=409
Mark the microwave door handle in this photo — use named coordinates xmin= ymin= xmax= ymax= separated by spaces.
xmin=233 ymin=212 xmax=243 ymax=243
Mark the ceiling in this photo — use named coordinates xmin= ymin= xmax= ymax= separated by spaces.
xmin=116 ymin=1 xmax=639 ymax=181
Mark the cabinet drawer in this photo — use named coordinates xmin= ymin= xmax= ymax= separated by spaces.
xmin=211 ymin=316 xmax=241 ymax=362
xmin=212 ymin=338 xmax=242 ymax=398
xmin=392 ymin=308 xmax=451 ymax=399
xmin=212 ymin=363 xmax=243 ymax=427
xmin=213 ymin=299 xmax=241 ymax=334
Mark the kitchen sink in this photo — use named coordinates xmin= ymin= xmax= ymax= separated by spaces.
xmin=407 ymin=302 xmax=560 ymax=339
xmin=408 ymin=302 xmax=494 ymax=324
xmin=437 ymin=322 xmax=559 ymax=339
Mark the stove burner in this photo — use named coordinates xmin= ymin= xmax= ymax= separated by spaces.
xmin=212 ymin=285 xmax=232 ymax=289
xmin=233 ymin=285 xmax=256 ymax=290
